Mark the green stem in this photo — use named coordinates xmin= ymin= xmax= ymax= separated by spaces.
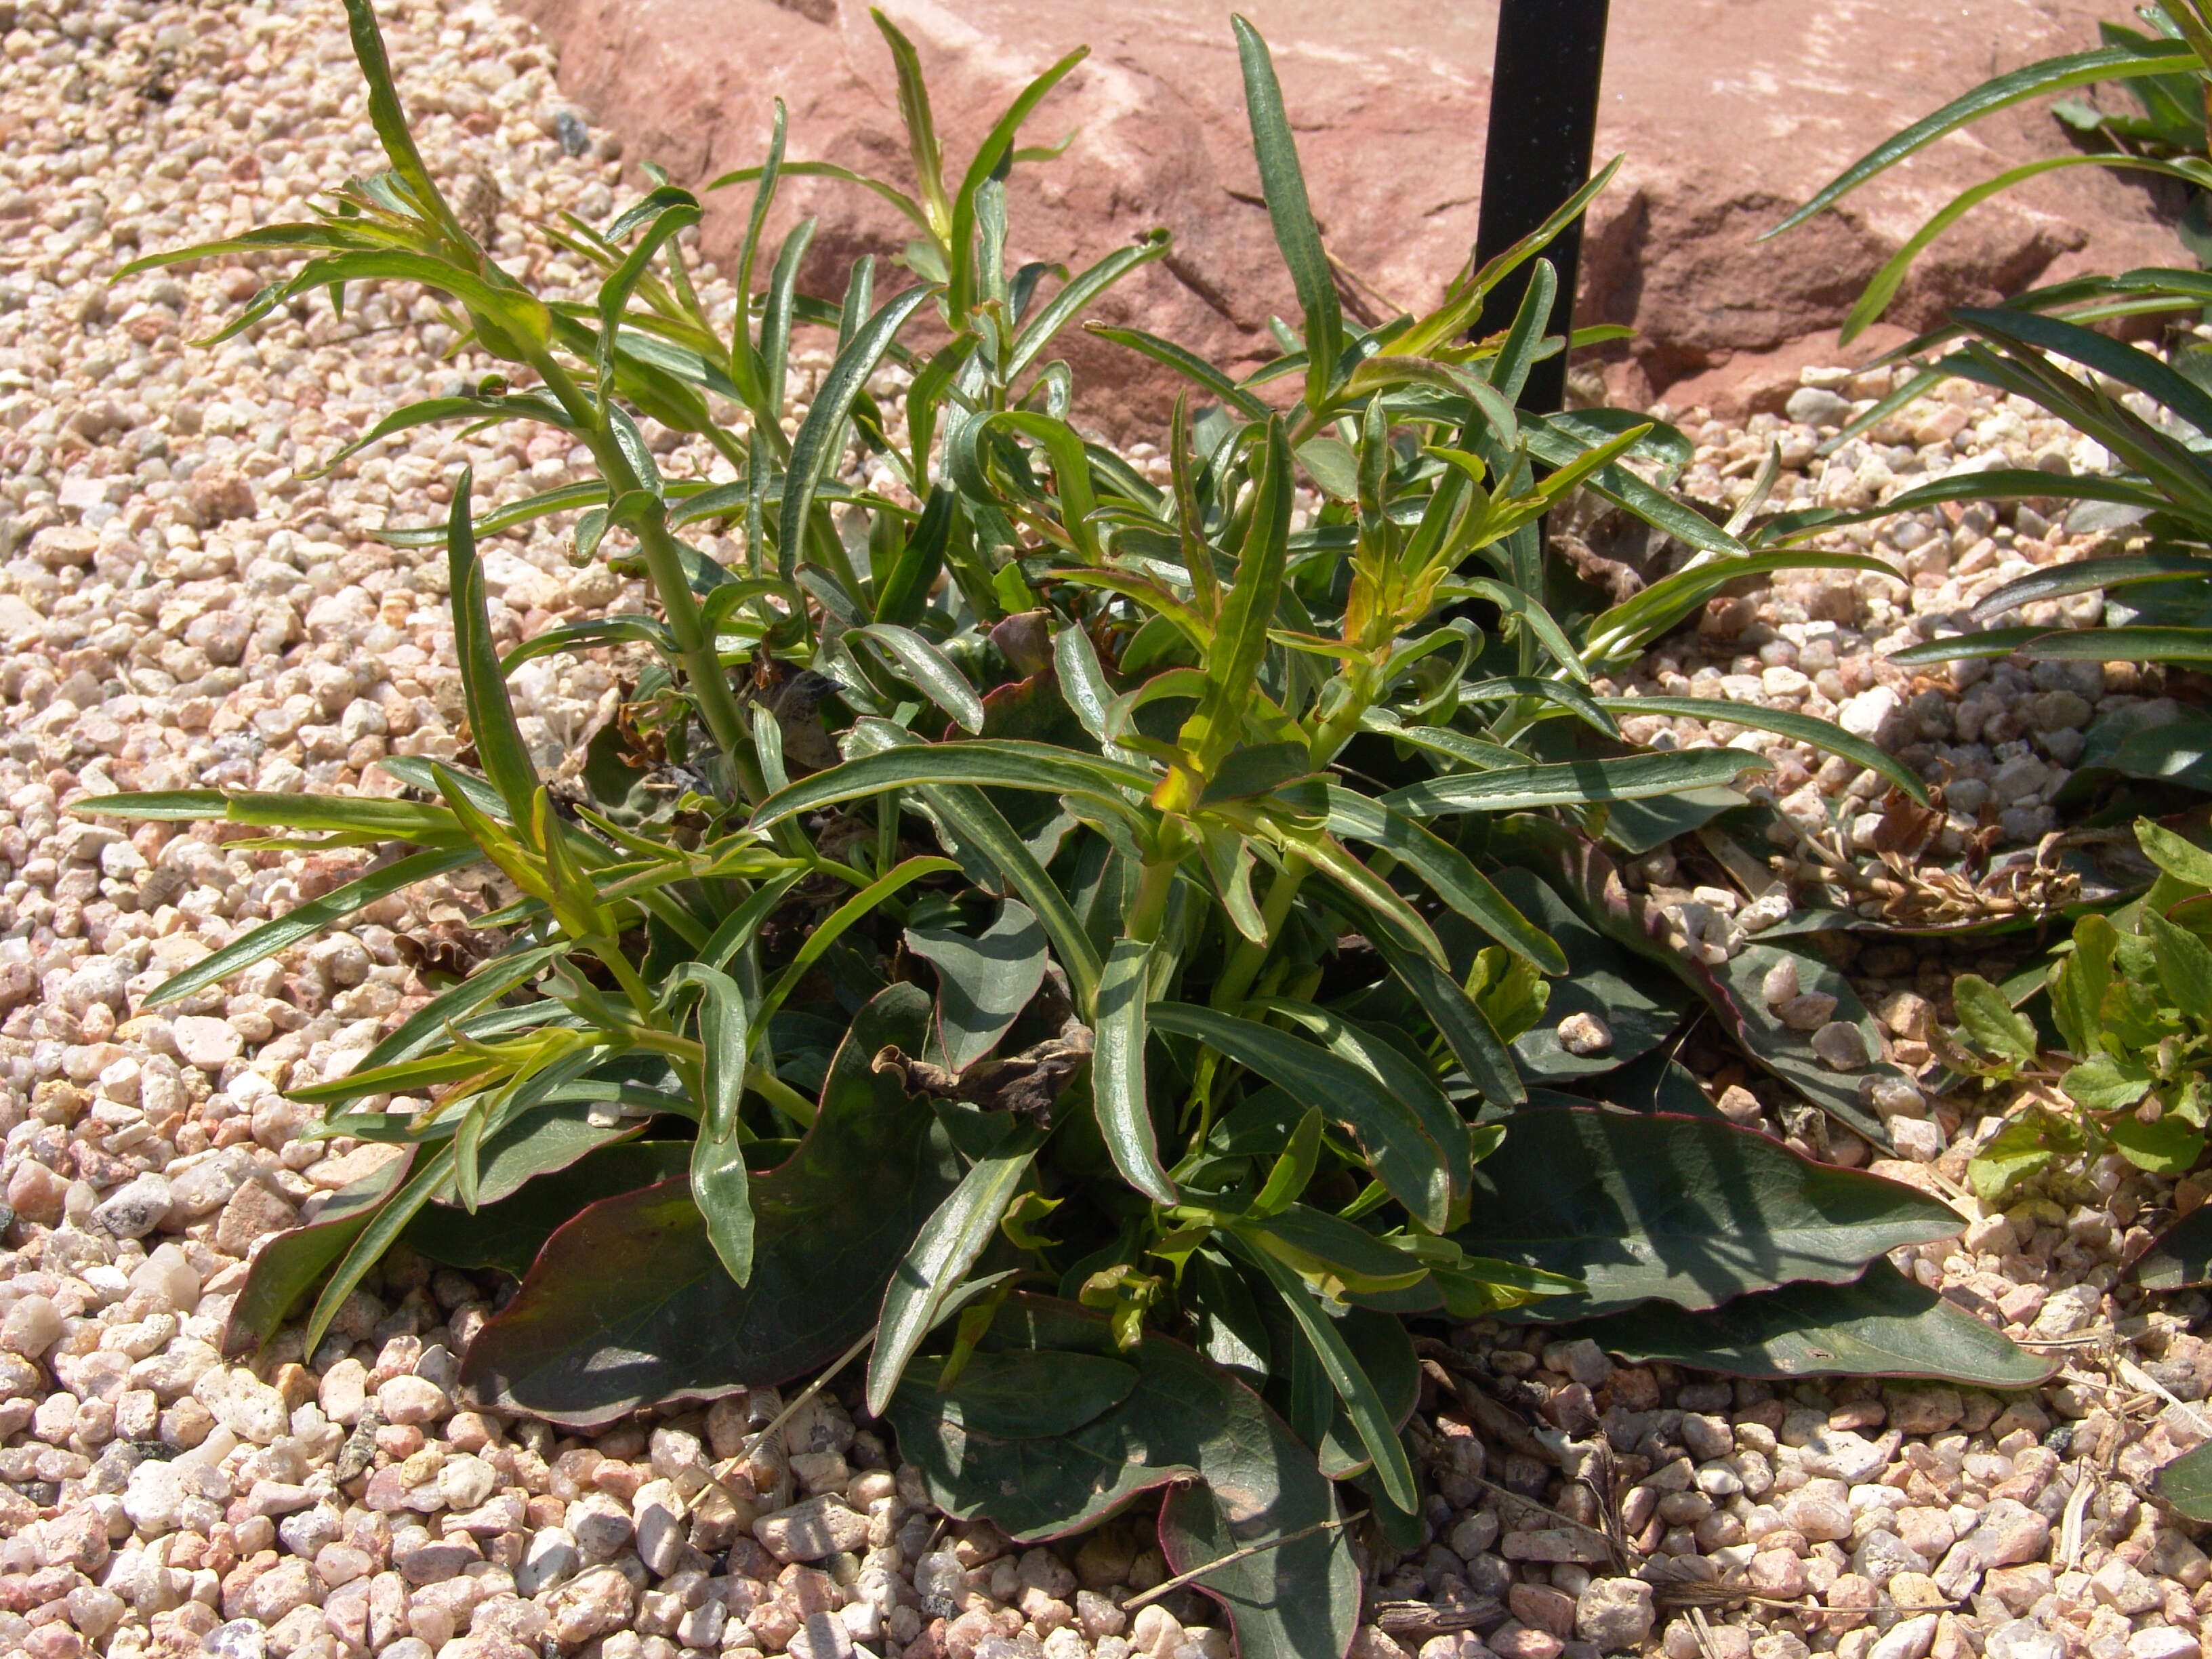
xmin=1124 ymin=823 xmax=1188 ymax=947
xmin=531 ymin=350 xmax=768 ymax=805
xmin=747 ymin=1063 xmax=817 ymax=1128
xmin=634 ymin=513 xmax=771 ymax=804
xmin=588 ymin=938 xmax=657 ymax=1018
xmin=1309 ymin=659 xmax=1380 ymax=771
xmin=1209 ymin=855 xmax=1311 ymax=1012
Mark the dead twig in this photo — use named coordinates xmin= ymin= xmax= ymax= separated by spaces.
xmin=1120 ymin=1514 xmax=1362 ymax=1612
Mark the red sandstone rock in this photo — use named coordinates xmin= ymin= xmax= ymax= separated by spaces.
xmin=514 ymin=0 xmax=2176 ymax=424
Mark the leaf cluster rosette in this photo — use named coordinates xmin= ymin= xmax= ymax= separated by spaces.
xmin=84 ymin=7 xmax=2045 ymax=1652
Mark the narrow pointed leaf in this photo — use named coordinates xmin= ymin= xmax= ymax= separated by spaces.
xmin=866 ymin=1128 xmax=1043 ymax=1415
xmin=1380 ymin=750 xmax=1767 ymax=817
xmin=446 ymin=470 xmax=541 ymax=817
xmin=1770 ymin=40 xmax=2194 ymax=236
xmin=781 ymin=285 xmax=934 ymax=575
xmin=147 ymin=846 xmax=479 ymax=1008
xmin=692 ymin=967 xmax=755 ymax=1286
xmin=857 ymin=623 xmax=987 ymax=733
xmin=1326 ymin=787 xmax=1565 ymax=974
xmin=1150 ymin=1003 xmax=1452 ymax=1230
xmin=1235 ymin=1235 xmax=1418 ymax=1511
xmin=1232 ymin=17 xmax=1339 ymax=407
xmin=1597 ymin=696 xmax=1929 ymax=804
xmin=752 ymin=741 xmax=1155 ymax=831
xmin=1096 ymin=938 xmax=1176 ymax=1204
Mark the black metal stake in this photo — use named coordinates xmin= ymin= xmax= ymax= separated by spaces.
xmin=1472 ymin=0 xmax=1612 ymax=416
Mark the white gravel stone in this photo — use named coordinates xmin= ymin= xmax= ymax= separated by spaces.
xmin=1809 ymin=1021 xmax=1868 ymax=1070
xmin=1555 ymin=1011 xmax=1612 ymax=1056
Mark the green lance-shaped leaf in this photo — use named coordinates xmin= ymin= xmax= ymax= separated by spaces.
xmin=1151 ymin=1003 xmax=1453 ymax=1231
xmin=1583 ymin=551 xmax=1899 ymax=670
xmin=277 ymin=251 xmax=552 ymax=357
xmin=1096 ymin=938 xmax=1177 ymax=1204
xmin=1246 ymin=1204 xmax=1431 ymax=1296
xmin=305 ymin=1141 xmax=459 ymax=1352
xmin=943 ymin=44 xmax=1090 ymax=318
xmin=1369 ymin=926 xmax=1525 ymax=1109
xmin=950 ymin=409 xmax=1107 ymax=565
xmin=1902 ymin=626 xmax=2212 ymax=668
xmin=445 ymin=470 xmax=542 ymax=819
xmin=780 ymin=284 xmax=935 ymax=576
xmin=855 ymin=623 xmax=987 ymax=734
xmin=1521 ymin=417 xmax=1743 ymax=558
xmin=1250 ymin=1107 xmax=1324 ymax=1220
xmin=1596 ymin=697 xmax=1929 ymax=805
xmin=1452 ymin=1108 xmax=1963 ymax=1320
xmin=752 ymin=740 xmax=1157 ymax=832
xmin=596 ymin=190 xmax=703 ymax=413
xmin=724 ymin=96 xmax=789 ymax=404
xmin=1232 ymin=17 xmax=1339 ymax=409
xmin=146 ymin=844 xmax=480 ymax=1008
xmin=1574 ymin=1259 xmax=2054 ymax=1387
xmin=691 ymin=966 xmax=756 ymax=1286
xmin=1176 ymin=417 xmax=1293 ymax=785
xmin=1379 ymin=749 xmax=1769 ymax=818
xmin=1769 ymin=38 xmax=2195 ymax=237
xmin=345 ymin=943 xmax=569 ymax=1076
xmin=1965 ymin=552 xmax=2212 ymax=625
xmin=225 ymin=1150 xmax=415 ymax=1353
xmin=866 ymin=1125 xmax=1044 ymax=1415
xmin=1445 ymin=579 xmax=1590 ymax=684
xmin=760 ymin=218 xmax=818 ymax=422
xmin=79 ymin=790 xmax=467 ymax=844
xmin=1965 ymin=303 xmax=2212 ymax=444
xmin=1086 ymin=325 xmax=1273 ymax=419
xmin=1007 ymin=231 xmax=1172 ymax=382
xmin=340 ymin=0 xmax=468 ymax=246
xmin=905 ymin=901 xmax=1048 ymax=1073
xmin=868 ymin=8 xmax=951 ymax=234
xmin=1487 ymin=258 xmax=1557 ymax=405
xmin=501 ymin=615 xmax=680 ymax=676
xmin=1233 ymin=1233 xmax=1418 ymax=1511
xmin=1394 ymin=157 xmax=1622 ymax=361
xmin=874 ymin=487 xmax=958 ymax=629
xmin=1841 ymin=153 xmax=2212 ymax=342
xmin=304 ymin=392 xmax=579 ymax=477
xmin=1254 ymin=1000 xmax=1470 ymax=1207
xmin=1324 ymin=786 xmax=1565 ymax=975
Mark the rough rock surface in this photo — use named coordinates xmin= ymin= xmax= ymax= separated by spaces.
xmin=513 ymin=0 xmax=2181 ymax=423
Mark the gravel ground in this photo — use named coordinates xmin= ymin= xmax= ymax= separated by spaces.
xmin=0 ymin=4 xmax=2207 ymax=1659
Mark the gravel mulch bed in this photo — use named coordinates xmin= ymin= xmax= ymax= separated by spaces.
xmin=0 ymin=5 xmax=2206 ymax=1659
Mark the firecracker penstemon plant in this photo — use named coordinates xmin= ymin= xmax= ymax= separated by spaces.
xmin=83 ymin=6 xmax=2044 ymax=1653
